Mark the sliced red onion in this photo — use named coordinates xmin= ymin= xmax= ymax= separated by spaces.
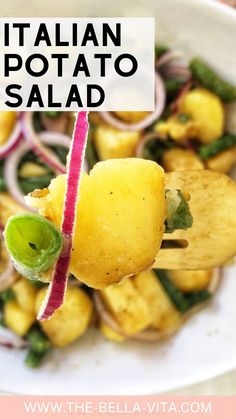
xmin=4 ymin=142 xmax=36 ymax=211
xmin=93 ymin=292 xmax=126 ymax=336
xmin=4 ymin=132 xmax=71 ymax=210
xmin=207 ymin=268 xmax=221 ymax=294
xmin=37 ymin=112 xmax=89 ymax=321
xmin=93 ymin=291 xmax=177 ymax=342
xmin=94 ymin=268 xmax=222 ymax=343
xmin=20 ymin=112 xmax=67 ymax=174
xmin=100 ymin=73 xmax=166 ymax=132
xmin=40 ymin=131 xmax=88 ymax=172
xmin=134 ymin=329 xmax=170 ymax=342
xmin=0 ymin=222 xmax=16 ymax=292
xmin=0 ymin=121 xmax=22 ymax=160
xmin=156 ymin=50 xmax=183 ymax=69
xmin=164 ymin=65 xmax=191 ymax=81
xmin=225 ymin=101 xmax=236 ymax=135
xmin=38 ymin=131 xmax=71 ymax=149
xmin=171 ymin=78 xmax=192 ymax=114
xmin=135 ymin=132 xmax=162 ymax=158
xmin=0 ymin=326 xmax=28 ymax=349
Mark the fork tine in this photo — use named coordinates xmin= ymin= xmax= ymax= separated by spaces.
xmin=154 ymin=170 xmax=236 ymax=270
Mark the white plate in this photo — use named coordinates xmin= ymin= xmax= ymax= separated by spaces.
xmin=1 ymin=0 xmax=236 ymax=395
xmin=1 ymin=266 xmax=236 ymax=395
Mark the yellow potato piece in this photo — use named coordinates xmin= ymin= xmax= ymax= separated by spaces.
xmin=206 ymin=147 xmax=236 ymax=173
xmin=162 ymin=148 xmax=204 ymax=172
xmin=155 ymin=117 xmax=198 ymax=143
xmin=0 ymin=193 xmax=24 ymax=226
xmin=167 ymin=269 xmax=212 ymax=292
xmin=19 ymin=162 xmax=49 ymax=178
xmin=0 ymin=112 xmax=16 ymax=145
xmin=100 ymin=277 xmax=151 ymax=336
xmin=114 ymin=111 xmax=149 ymax=123
xmin=94 ymin=126 xmax=140 ymax=160
xmin=0 ymin=244 xmax=19 ymax=289
xmin=36 ymin=287 xmax=93 ymax=347
xmin=13 ymin=277 xmax=37 ymax=314
xmin=28 ymin=159 xmax=165 ymax=288
xmin=133 ymin=271 xmax=181 ymax=331
xmin=4 ymin=300 xmax=35 ymax=336
xmin=100 ymin=321 xmax=125 ymax=342
xmin=179 ymin=88 xmax=224 ymax=144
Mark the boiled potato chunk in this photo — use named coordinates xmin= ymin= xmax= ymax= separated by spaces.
xmin=35 ymin=287 xmax=93 ymax=347
xmin=167 ymin=269 xmax=212 ymax=292
xmin=100 ymin=321 xmax=125 ymax=342
xmin=13 ymin=277 xmax=37 ymax=313
xmin=114 ymin=111 xmax=149 ymax=123
xmin=28 ymin=159 xmax=165 ymax=288
xmin=0 ymin=112 xmax=16 ymax=145
xmin=0 ymin=193 xmax=24 ymax=226
xmin=19 ymin=162 xmax=49 ymax=178
xmin=4 ymin=300 xmax=35 ymax=336
xmin=206 ymin=147 xmax=236 ymax=173
xmin=162 ymin=148 xmax=204 ymax=172
xmin=179 ymin=88 xmax=224 ymax=144
xmin=155 ymin=116 xmax=198 ymax=143
xmin=94 ymin=126 xmax=140 ymax=160
xmin=133 ymin=271 xmax=181 ymax=331
xmin=100 ymin=278 xmax=152 ymax=336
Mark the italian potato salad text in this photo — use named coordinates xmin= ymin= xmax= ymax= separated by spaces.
xmin=0 ymin=46 xmax=236 ymax=367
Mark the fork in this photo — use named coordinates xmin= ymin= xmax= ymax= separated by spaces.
xmin=154 ymin=169 xmax=236 ymax=270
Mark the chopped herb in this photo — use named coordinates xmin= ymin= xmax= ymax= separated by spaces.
xmin=0 ymin=289 xmax=15 ymax=303
xmin=155 ymin=45 xmax=169 ymax=58
xmin=0 ymin=175 xmax=54 ymax=194
xmin=25 ymin=327 xmax=51 ymax=368
xmin=25 ymin=349 xmax=47 ymax=368
xmin=4 ymin=213 xmax=63 ymax=281
xmin=185 ymin=290 xmax=211 ymax=307
xmin=165 ymin=79 xmax=184 ymax=100
xmin=198 ymin=135 xmax=236 ymax=160
xmin=18 ymin=175 xmax=54 ymax=194
xmin=0 ymin=178 xmax=6 ymax=192
xmin=44 ymin=111 xmax=60 ymax=119
xmin=190 ymin=58 xmax=236 ymax=102
xmin=33 ymin=112 xmax=43 ymax=132
xmin=161 ymin=105 xmax=172 ymax=120
xmin=154 ymin=270 xmax=211 ymax=313
xmin=165 ymin=190 xmax=193 ymax=233
xmin=20 ymin=150 xmax=45 ymax=166
xmin=27 ymin=327 xmax=51 ymax=354
xmin=0 ymin=317 xmax=5 ymax=327
xmin=30 ymin=279 xmax=45 ymax=289
xmin=142 ymin=138 xmax=175 ymax=164
xmin=155 ymin=269 xmax=189 ymax=313
xmin=50 ymin=146 xmax=68 ymax=165
xmin=178 ymin=113 xmax=191 ymax=123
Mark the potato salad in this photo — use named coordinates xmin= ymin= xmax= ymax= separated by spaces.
xmin=0 ymin=46 xmax=236 ymax=367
